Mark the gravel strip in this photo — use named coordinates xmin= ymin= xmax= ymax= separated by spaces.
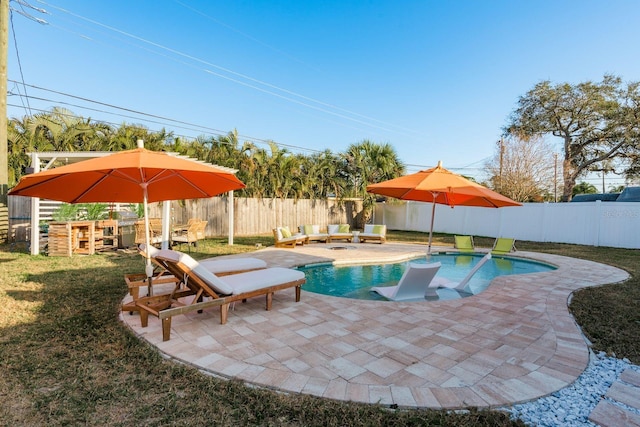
xmin=506 ymin=352 xmax=640 ymax=426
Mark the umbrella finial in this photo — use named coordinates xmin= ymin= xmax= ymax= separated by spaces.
xmin=437 ymin=160 xmax=442 ymax=168
xmin=137 ymin=139 xmax=144 ymax=148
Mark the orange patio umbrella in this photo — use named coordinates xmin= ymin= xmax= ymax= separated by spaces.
xmin=366 ymin=161 xmax=522 ymax=255
xmin=9 ymin=141 xmax=246 ymax=292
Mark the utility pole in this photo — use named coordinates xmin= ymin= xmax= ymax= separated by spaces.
xmin=498 ymin=138 xmax=504 ymax=192
xmin=0 ymin=0 xmax=8 ymax=243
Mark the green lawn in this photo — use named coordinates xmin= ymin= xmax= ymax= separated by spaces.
xmin=0 ymin=232 xmax=637 ymax=426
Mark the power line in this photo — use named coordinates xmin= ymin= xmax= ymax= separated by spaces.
xmin=33 ymin=0 xmax=426 ymax=139
xmin=8 ymin=85 xmax=328 ymax=155
xmin=8 ymin=7 xmax=32 ymax=115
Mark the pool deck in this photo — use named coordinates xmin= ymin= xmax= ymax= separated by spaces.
xmin=120 ymin=242 xmax=630 ymax=410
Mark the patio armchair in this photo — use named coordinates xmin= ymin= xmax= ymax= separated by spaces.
xmin=135 ymin=250 xmax=305 ymax=341
xmin=134 ymin=218 xmax=163 ymax=246
xmin=327 ymin=224 xmax=352 ymax=243
xmin=273 ymin=227 xmax=307 ymax=248
xmin=359 ymin=224 xmax=387 ymax=244
xmin=171 ymin=220 xmax=206 ymax=251
xmin=172 ymin=218 xmax=201 ymax=233
xmin=298 ymin=224 xmax=329 ymax=243
xmin=195 ymin=220 xmax=207 ymax=240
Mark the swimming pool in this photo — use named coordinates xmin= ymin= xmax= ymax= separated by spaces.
xmin=298 ymin=252 xmax=557 ymax=301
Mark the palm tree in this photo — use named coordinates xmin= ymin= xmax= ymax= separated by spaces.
xmin=301 ymin=150 xmax=347 ymax=199
xmin=29 ymin=108 xmax=97 ymax=151
xmin=7 ymin=115 xmax=38 ymax=186
xmin=343 ymin=140 xmax=405 ymax=223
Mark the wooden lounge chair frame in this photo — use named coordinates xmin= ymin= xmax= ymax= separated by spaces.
xmin=359 ymin=224 xmax=387 ymax=244
xmin=135 ymin=254 xmax=305 ymax=341
xmin=272 ymin=228 xmax=307 ymax=248
xmin=123 ymin=246 xmax=267 ymax=313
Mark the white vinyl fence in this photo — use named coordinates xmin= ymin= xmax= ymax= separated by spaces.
xmin=374 ymin=200 xmax=640 ymax=249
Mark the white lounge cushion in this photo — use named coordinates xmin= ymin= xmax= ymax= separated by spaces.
xmin=155 ymin=248 xmax=181 ymax=262
xmin=199 ymin=257 xmax=267 ymax=273
xmin=275 ymin=227 xmax=284 ymax=240
xmin=221 ymin=268 xmax=305 ymax=294
xmin=139 ymin=243 xmax=160 ymax=257
xmin=307 ymin=233 xmax=329 ymax=239
xmin=173 ymin=251 xmax=234 ymax=295
xmin=363 ymin=224 xmax=386 ymax=235
xmin=155 ymin=249 xmax=301 ymax=296
xmin=328 ymin=224 xmax=350 ymax=234
xmin=155 ymin=248 xmax=264 ymax=274
xmin=299 ymin=224 xmax=321 ymax=234
xmin=279 ymin=235 xmax=302 ymax=244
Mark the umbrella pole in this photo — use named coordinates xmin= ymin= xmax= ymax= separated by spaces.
xmin=142 ymin=187 xmax=154 ymax=297
xmin=427 ymin=198 xmax=436 ymax=258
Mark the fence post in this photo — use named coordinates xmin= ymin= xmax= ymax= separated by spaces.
xmin=29 ymin=152 xmax=40 ymax=255
xmin=594 ymin=200 xmax=602 ymax=247
xmin=228 ymin=191 xmax=234 ymax=245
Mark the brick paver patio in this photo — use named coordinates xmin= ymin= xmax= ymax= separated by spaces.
xmin=121 ymin=242 xmax=629 ymax=410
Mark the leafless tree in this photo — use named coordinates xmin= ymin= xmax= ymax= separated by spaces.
xmin=484 ymin=136 xmax=556 ymax=202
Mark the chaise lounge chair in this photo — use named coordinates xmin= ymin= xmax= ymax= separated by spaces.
xmin=135 ymin=250 xmax=305 ymax=341
xmin=273 ymin=227 xmax=308 ymax=248
xmin=492 ymin=237 xmax=516 ymax=255
xmin=370 ymin=262 xmax=441 ymax=301
xmin=123 ymin=245 xmax=268 ymax=312
xmin=454 ymin=235 xmax=475 ymax=252
xmin=360 ymin=224 xmax=387 ymax=244
xmin=432 ymin=252 xmax=492 ymax=291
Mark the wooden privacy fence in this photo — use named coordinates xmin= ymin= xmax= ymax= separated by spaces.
xmin=148 ymin=197 xmax=364 ymax=237
xmin=8 ymin=196 xmax=364 ymax=244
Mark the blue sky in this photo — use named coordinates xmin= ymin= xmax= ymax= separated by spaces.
xmin=7 ymin=0 xmax=640 ymax=185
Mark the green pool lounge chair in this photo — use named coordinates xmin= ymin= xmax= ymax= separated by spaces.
xmin=492 ymin=237 xmax=516 ymax=255
xmin=454 ymin=235 xmax=475 ymax=252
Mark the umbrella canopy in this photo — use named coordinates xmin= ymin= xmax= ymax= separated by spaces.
xmin=366 ymin=161 xmax=521 ymax=255
xmin=9 ymin=143 xmax=246 ymax=292
xmin=8 ymin=146 xmax=245 ymax=203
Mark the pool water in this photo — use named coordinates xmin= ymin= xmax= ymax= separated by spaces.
xmin=298 ymin=253 xmax=556 ymax=301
